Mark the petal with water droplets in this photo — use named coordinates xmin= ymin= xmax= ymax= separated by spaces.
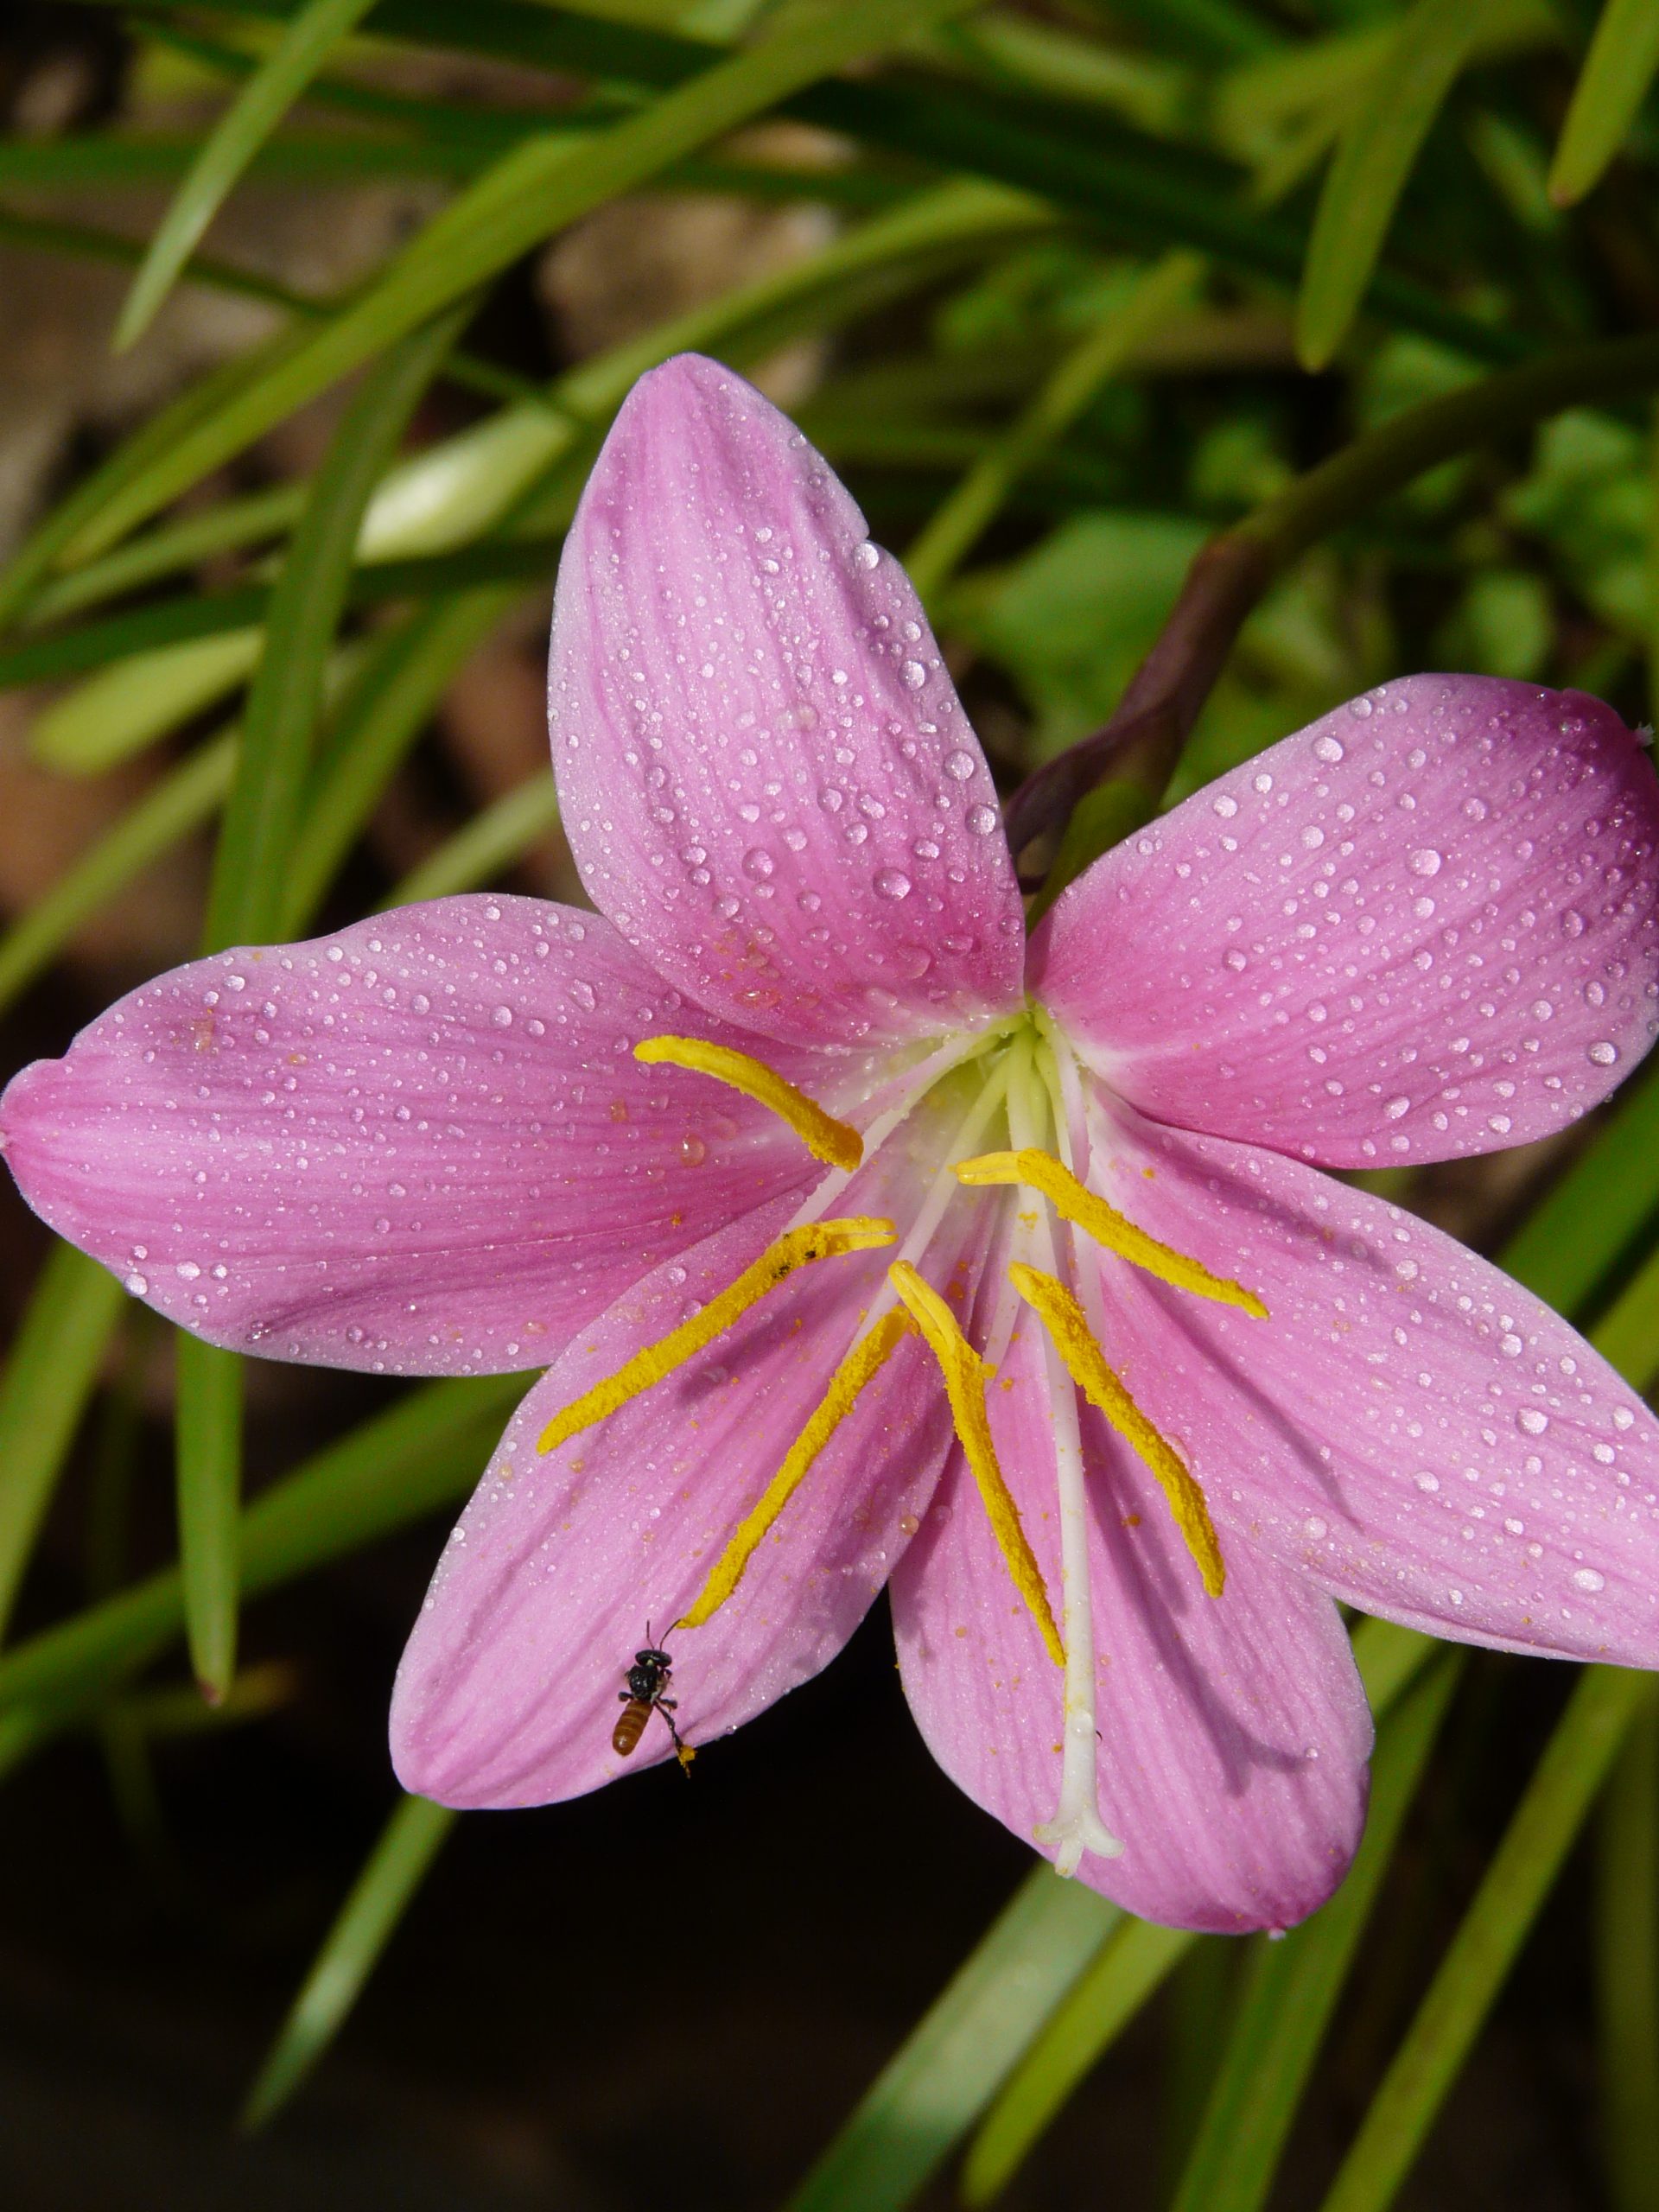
xmin=550 ymin=353 xmax=1024 ymax=1051
xmin=1032 ymin=677 xmax=1659 ymax=1166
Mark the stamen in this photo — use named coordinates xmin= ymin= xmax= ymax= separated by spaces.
xmin=635 ymin=1035 xmax=863 ymax=1170
xmin=888 ymin=1260 xmax=1065 ymax=1669
xmin=677 ymin=1309 xmax=914 ymax=1630
xmin=537 ymin=1217 xmax=896 ymax=1455
xmin=1010 ymin=1262 xmax=1225 ymax=1598
xmin=955 ymin=1148 xmax=1268 ymax=1319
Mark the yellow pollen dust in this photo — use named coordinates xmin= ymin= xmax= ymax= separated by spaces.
xmin=634 ymin=1035 xmax=862 ymax=1171
xmin=1010 ymin=1262 xmax=1226 ymax=1598
xmin=678 ymin=1309 xmax=915 ymax=1630
xmin=955 ymin=1149 xmax=1268 ymax=1319
xmin=537 ymin=1217 xmax=896 ymax=1456
xmin=888 ymin=1260 xmax=1065 ymax=1668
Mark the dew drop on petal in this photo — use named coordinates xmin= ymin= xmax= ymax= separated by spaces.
xmin=1588 ymin=1041 xmax=1620 ymax=1065
xmin=900 ymin=659 xmax=927 ymax=690
xmin=944 ymin=750 xmax=976 ymax=782
xmin=874 ymin=868 xmax=912 ymax=900
xmin=1408 ymin=848 xmax=1442 ymax=877
xmin=679 ymin=1135 xmax=707 ymax=1166
xmin=1573 ymin=1567 xmax=1606 ymax=1593
xmin=966 ymin=804 xmax=998 ymax=836
xmin=1517 ymin=1408 xmax=1549 ymax=1436
xmin=1314 ymin=734 xmax=1344 ymax=763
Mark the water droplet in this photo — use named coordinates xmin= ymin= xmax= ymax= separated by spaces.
xmin=492 ymin=1005 xmax=513 ymax=1028
xmin=1517 ymin=1407 xmax=1549 ymax=1435
xmin=874 ymin=868 xmax=912 ymax=900
xmin=1562 ymin=909 xmax=1586 ymax=938
xmin=679 ymin=1135 xmax=707 ymax=1166
xmin=1573 ymin=1567 xmax=1605 ymax=1593
xmin=1414 ymin=1471 xmax=1440 ymax=1492
xmin=1588 ymin=1040 xmax=1619 ymax=1065
xmin=1500 ymin=1333 xmax=1523 ymax=1357
xmin=1349 ymin=696 xmax=1374 ymax=719
xmin=1303 ymin=1516 xmax=1328 ymax=1539
xmin=1314 ymin=734 xmax=1344 ymax=763
xmin=124 ymin=1273 xmax=148 ymax=1296
xmin=743 ymin=848 xmax=775 ymax=881
xmin=854 ymin=540 xmax=880 ymax=571
xmin=944 ymin=750 xmax=976 ymax=782
xmin=900 ymin=659 xmax=927 ymax=690
xmin=1383 ymin=1096 xmax=1410 ymax=1121
xmin=569 ymin=981 xmax=596 ymax=1013
xmin=1409 ymin=848 xmax=1442 ymax=877
xmin=966 ymin=804 xmax=998 ymax=836
xmin=1212 ymin=793 xmax=1238 ymax=818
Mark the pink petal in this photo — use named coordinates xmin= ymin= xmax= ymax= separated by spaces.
xmin=391 ymin=1084 xmax=1005 ymax=1805
xmin=549 ymin=354 xmax=1025 ymax=1049
xmin=1032 ymin=677 xmax=1659 ymax=1166
xmin=0 ymin=896 xmax=861 ymax=1375
xmin=892 ymin=1310 xmax=1371 ymax=1932
xmin=1075 ymin=1089 xmax=1659 ymax=1664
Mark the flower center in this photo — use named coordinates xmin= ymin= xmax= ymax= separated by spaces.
xmin=536 ymin=1011 xmax=1268 ymax=1870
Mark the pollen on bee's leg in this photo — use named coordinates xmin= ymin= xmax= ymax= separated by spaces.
xmin=954 ymin=1149 xmax=1268 ymax=1319
xmin=677 ymin=1308 xmax=915 ymax=1630
xmin=1011 ymin=1261 xmax=1226 ymax=1598
xmin=536 ymin=1217 xmax=896 ymax=1455
xmin=888 ymin=1260 xmax=1065 ymax=1668
xmin=634 ymin=1034 xmax=863 ymax=1170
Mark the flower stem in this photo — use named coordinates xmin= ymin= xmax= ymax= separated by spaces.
xmin=1005 ymin=327 xmax=1659 ymax=865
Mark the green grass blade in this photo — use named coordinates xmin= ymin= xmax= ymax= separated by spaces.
xmin=1296 ymin=0 xmax=1511 ymax=371
xmin=1580 ymin=1241 xmax=1659 ymax=1394
xmin=1317 ymin=1667 xmax=1654 ymax=2212
xmin=283 ymin=590 xmax=518 ymax=931
xmin=905 ymin=251 xmax=1201 ymax=602
xmin=0 ymin=1372 xmax=522 ymax=1721
xmin=115 ymin=0 xmax=380 ymax=351
xmin=242 ymin=1792 xmax=458 ymax=2127
xmin=957 ymin=1616 xmax=1439 ymax=2203
xmin=1167 ymin=1653 xmax=1465 ymax=2212
xmin=383 ymin=774 xmax=563 ymax=906
xmin=1497 ymin=1056 xmax=1659 ymax=1316
xmin=29 ymin=630 xmax=262 ymax=774
xmin=173 ymin=1337 xmax=244 ymax=1700
xmin=783 ymin=1867 xmax=1119 ymax=2212
xmin=0 ymin=1246 xmax=126 ymax=1641
xmin=28 ymin=488 xmax=302 ymax=626
xmin=1548 ymin=0 xmax=1659 ymax=207
xmin=1595 ymin=1698 xmax=1659 ymax=2212
xmin=203 ymin=312 xmax=462 ymax=950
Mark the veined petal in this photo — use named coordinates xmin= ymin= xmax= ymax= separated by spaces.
xmin=0 ymin=897 xmax=873 ymax=1376
xmin=549 ymin=353 xmax=1025 ymax=1050
xmin=893 ymin=1308 xmax=1371 ymax=1932
xmin=1077 ymin=1090 xmax=1659 ymax=1665
xmin=391 ymin=1079 xmax=1006 ymax=1805
xmin=1032 ymin=677 xmax=1659 ymax=1166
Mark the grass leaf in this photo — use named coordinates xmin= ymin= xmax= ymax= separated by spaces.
xmin=115 ymin=0 xmax=381 ymax=351
xmin=1548 ymin=0 xmax=1659 ymax=207
xmin=173 ymin=1337 xmax=244 ymax=1700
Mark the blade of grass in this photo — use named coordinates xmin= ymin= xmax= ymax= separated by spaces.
xmin=1595 ymin=1697 xmax=1659 ymax=2212
xmin=1579 ymin=1241 xmax=1659 ymax=1393
xmin=242 ymin=1792 xmax=458 ymax=2126
xmin=1496 ymin=1055 xmax=1659 ymax=1316
xmin=27 ymin=488 xmax=302 ymax=627
xmin=174 ymin=310 xmax=466 ymax=1714
xmin=1166 ymin=1652 xmax=1466 ymax=2212
xmin=202 ymin=309 xmax=466 ymax=949
xmin=782 ymin=1868 xmax=1120 ymax=2212
xmin=1548 ymin=0 xmax=1659 ymax=207
xmin=0 ymin=1371 xmax=522 ymax=1722
xmin=1317 ymin=1666 xmax=1655 ymax=2212
xmin=0 ymin=1245 xmax=126 ymax=1641
xmin=905 ymin=250 xmax=1201 ymax=602
xmin=1295 ymin=0 xmax=1517 ymax=371
xmin=174 ymin=1338 xmax=244 ymax=1701
xmin=957 ymin=1617 xmax=1440 ymax=2206
xmin=116 ymin=0 xmax=381 ymax=350
xmin=382 ymin=773 xmax=563 ymax=906
xmin=30 ymin=630 xmax=261 ymax=774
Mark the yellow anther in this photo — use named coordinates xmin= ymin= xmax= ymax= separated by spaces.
xmin=889 ymin=1260 xmax=1065 ymax=1668
xmin=634 ymin=1034 xmax=863 ymax=1171
xmin=1010 ymin=1262 xmax=1226 ymax=1598
xmin=955 ymin=1149 xmax=1268 ymax=1319
xmin=678 ymin=1309 xmax=914 ymax=1630
xmin=537 ymin=1217 xmax=896 ymax=1456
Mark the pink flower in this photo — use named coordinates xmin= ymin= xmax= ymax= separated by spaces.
xmin=8 ymin=356 xmax=1659 ymax=1934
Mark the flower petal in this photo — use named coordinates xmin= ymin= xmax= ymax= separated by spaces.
xmin=549 ymin=353 xmax=1025 ymax=1049
xmin=1076 ymin=1089 xmax=1659 ymax=1664
xmin=0 ymin=896 xmax=857 ymax=1375
xmin=1032 ymin=677 xmax=1659 ymax=1166
xmin=892 ymin=1312 xmax=1371 ymax=1932
xmin=391 ymin=1080 xmax=1005 ymax=1805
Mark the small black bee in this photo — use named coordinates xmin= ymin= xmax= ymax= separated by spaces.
xmin=613 ymin=1631 xmax=695 ymax=1770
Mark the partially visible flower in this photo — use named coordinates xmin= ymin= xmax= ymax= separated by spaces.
xmin=8 ymin=356 xmax=1659 ymax=1934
